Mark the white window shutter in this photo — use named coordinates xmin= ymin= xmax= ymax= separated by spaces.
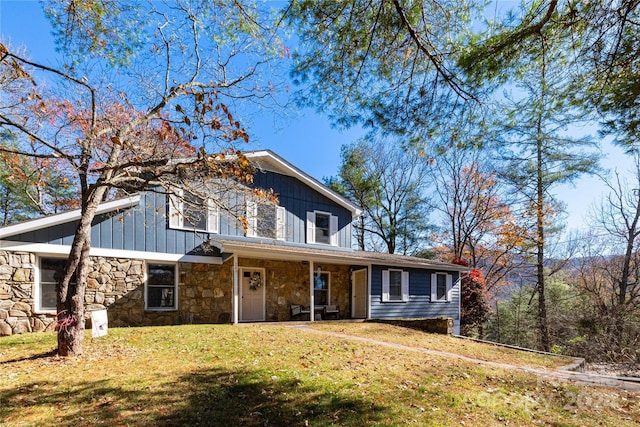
xmin=306 ymin=212 xmax=315 ymax=244
xmin=276 ymin=206 xmax=286 ymax=241
xmin=330 ymin=215 xmax=339 ymax=246
xmin=446 ymin=274 xmax=453 ymax=302
xmin=207 ymin=199 xmax=219 ymax=233
xmin=401 ymin=271 xmax=410 ymax=302
xmin=430 ymin=273 xmax=437 ymax=302
xmin=381 ymin=270 xmax=390 ymax=302
xmin=168 ymin=192 xmax=183 ymax=229
xmin=246 ymin=200 xmax=257 ymax=237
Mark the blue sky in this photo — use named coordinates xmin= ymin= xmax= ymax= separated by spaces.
xmin=0 ymin=0 xmax=632 ymax=233
xmin=0 ymin=1 xmax=365 ymax=183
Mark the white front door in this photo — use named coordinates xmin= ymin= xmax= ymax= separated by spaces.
xmin=351 ymin=269 xmax=367 ymax=318
xmin=240 ymin=268 xmax=265 ymax=322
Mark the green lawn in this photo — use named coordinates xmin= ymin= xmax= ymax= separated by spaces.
xmin=1 ymin=323 xmax=638 ymax=426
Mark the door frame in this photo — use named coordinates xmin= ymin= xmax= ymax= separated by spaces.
xmin=239 ymin=267 xmax=266 ymax=322
xmin=351 ymin=268 xmax=368 ymax=319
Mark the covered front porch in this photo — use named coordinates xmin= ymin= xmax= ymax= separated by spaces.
xmin=230 ymin=257 xmax=369 ymax=323
xmin=213 ymin=239 xmax=369 ymax=324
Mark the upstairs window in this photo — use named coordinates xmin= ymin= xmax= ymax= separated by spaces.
xmin=246 ymin=200 xmax=286 ymax=240
xmin=431 ymin=272 xmax=453 ymax=302
xmin=168 ymin=190 xmax=219 ymax=233
xmin=381 ymin=269 xmax=409 ymax=302
xmin=306 ymin=211 xmax=338 ymax=246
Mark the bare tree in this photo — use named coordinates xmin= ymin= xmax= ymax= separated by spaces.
xmin=572 ymin=154 xmax=640 ymax=361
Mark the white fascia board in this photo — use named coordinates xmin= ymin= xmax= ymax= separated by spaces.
xmin=220 ymin=245 xmax=355 ymax=265
xmin=0 ymin=195 xmax=142 ymax=239
xmin=0 ymin=241 xmax=222 ymax=265
xmin=369 ymin=260 xmax=471 ymax=272
xmin=246 ymin=150 xmax=363 ymax=217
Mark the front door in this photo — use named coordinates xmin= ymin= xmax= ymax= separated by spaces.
xmin=351 ymin=269 xmax=367 ymax=318
xmin=240 ymin=268 xmax=265 ymax=322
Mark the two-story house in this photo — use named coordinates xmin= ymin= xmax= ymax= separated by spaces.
xmin=0 ymin=150 xmax=467 ymax=336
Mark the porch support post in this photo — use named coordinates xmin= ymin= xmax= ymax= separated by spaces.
xmin=367 ymin=264 xmax=372 ymax=320
xmin=232 ymin=254 xmax=239 ymax=324
xmin=309 ymin=260 xmax=315 ymax=322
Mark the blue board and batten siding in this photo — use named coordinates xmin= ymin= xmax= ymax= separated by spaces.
xmin=8 ymin=170 xmax=353 ymax=253
xmin=251 ymin=170 xmax=352 ymax=248
xmin=8 ymin=192 xmax=213 ymax=255
xmin=369 ymin=265 xmax=460 ymax=321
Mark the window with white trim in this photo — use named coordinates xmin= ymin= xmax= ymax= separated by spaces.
xmin=431 ymin=272 xmax=453 ymax=302
xmin=306 ymin=211 xmax=338 ymax=245
xmin=168 ymin=190 xmax=219 ymax=233
xmin=314 ymin=271 xmax=330 ymax=306
xmin=381 ymin=269 xmax=409 ymax=302
xmin=38 ymin=257 xmax=75 ymax=312
xmin=146 ymin=263 xmax=178 ymax=310
xmin=246 ymin=200 xmax=286 ymax=240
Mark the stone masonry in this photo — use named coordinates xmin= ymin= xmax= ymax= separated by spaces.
xmin=0 ymin=250 xmax=354 ymax=337
xmin=239 ymin=258 xmax=351 ymax=321
xmin=0 ymin=251 xmax=47 ymax=336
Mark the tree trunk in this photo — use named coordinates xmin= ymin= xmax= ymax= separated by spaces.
xmin=536 ymin=123 xmax=550 ymax=352
xmin=357 ymin=215 xmax=366 ymax=250
xmin=56 ymin=189 xmax=105 ymax=356
xmin=534 ymin=57 xmax=551 ymax=351
xmin=57 ymin=237 xmax=91 ymax=356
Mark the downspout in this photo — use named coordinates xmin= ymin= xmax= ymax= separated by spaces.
xmin=367 ymin=264 xmax=372 ymax=320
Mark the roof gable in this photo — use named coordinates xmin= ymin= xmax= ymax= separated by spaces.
xmin=245 ymin=150 xmax=362 ymax=217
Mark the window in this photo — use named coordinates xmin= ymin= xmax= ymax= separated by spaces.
xmin=246 ymin=200 xmax=286 ymax=240
xmin=146 ymin=263 xmax=177 ymax=310
xmin=38 ymin=257 xmax=75 ymax=312
xmin=381 ymin=269 xmax=409 ymax=302
xmin=388 ymin=270 xmax=402 ymax=300
xmin=306 ymin=211 xmax=338 ymax=246
xmin=168 ymin=190 xmax=219 ymax=233
xmin=315 ymin=212 xmax=330 ymax=244
xmin=431 ymin=272 xmax=453 ymax=302
xmin=314 ymin=271 xmax=330 ymax=306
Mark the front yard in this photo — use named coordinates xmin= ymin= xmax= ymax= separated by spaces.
xmin=1 ymin=323 xmax=638 ymax=426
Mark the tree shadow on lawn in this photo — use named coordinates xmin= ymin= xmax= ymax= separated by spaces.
xmin=156 ymin=369 xmax=386 ymax=426
xmin=1 ymin=367 xmax=386 ymax=427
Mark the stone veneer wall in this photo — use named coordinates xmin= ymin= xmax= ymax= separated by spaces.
xmin=175 ymin=261 xmax=233 ymax=325
xmin=0 ymin=252 xmax=48 ymax=336
xmin=104 ymin=259 xmax=233 ymax=327
xmin=0 ymin=250 xmax=353 ymax=336
xmin=238 ymin=258 xmax=351 ymax=321
xmin=0 ymin=250 xmax=235 ymax=336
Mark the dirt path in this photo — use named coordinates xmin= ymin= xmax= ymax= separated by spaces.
xmin=290 ymin=324 xmax=640 ymax=392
